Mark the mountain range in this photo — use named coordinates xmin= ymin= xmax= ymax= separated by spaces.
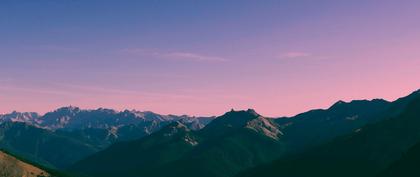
xmin=1 ymin=89 xmax=420 ymax=177
xmin=237 ymin=90 xmax=420 ymax=177
xmin=69 ymin=109 xmax=286 ymax=177
xmin=0 ymin=106 xmax=213 ymax=131
xmin=0 ymin=107 xmax=213 ymax=169
xmin=68 ymin=90 xmax=420 ymax=177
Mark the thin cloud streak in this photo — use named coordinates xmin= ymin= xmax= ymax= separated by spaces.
xmin=280 ymin=52 xmax=312 ymax=59
xmin=120 ymin=48 xmax=228 ymax=62
xmin=278 ymin=51 xmax=330 ymax=61
xmin=164 ymin=52 xmax=228 ymax=62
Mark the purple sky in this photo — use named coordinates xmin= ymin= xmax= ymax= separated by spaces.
xmin=1 ymin=0 xmax=420 ymax=117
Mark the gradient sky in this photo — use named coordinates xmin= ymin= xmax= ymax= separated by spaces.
xmin=1 ymin=0 xmax=420 ymax=117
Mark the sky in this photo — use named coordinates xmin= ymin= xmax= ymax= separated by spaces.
xmin=1 ymin=0 xmax=420 ymax=117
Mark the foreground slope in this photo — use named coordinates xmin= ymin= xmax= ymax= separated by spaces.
xmin=0 ymin=150 xmax=50 ymax=177
xmin=238 ymin=90 xmax=420 ymax=177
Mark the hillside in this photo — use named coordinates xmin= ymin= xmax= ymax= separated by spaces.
xmin=0 ymin=122 xmax=98 ymax=169
xmin=69 ymin=95 xmax=408 ymax=177
xmin=237 ymin=90 xmax=420 ymax=177
xmin=378 ymin=141 xmax=420 ymax=177
xmin=69 ymin=109 xmax=286 ymax=177
xmin=276 ymin=98 xmax=391 ymax=153
xmin=0 ymin=150 xmax=50 ymax=177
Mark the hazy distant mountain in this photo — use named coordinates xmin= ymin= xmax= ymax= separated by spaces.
xmin=0 ymin=107 xmax=213 ymax=170
xmin=0 ymin=106 xmax=213 ymax=131
xmin=238 ymin=90 xmax=420 ymax=177
xmin=0 ymin=111 xmax=41 ymax=125
xmin=0 ymin=120 xmax=178 ymax=169
xmin=69 ymin=109 xmax=286 ymax=177
xmin=35 ymin=106 xmax=213 ymax=130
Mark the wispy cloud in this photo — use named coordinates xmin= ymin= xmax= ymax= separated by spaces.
xmin=163 ymin=52 xmax=227 ymax=62
xmin=120 ymin=48 xmax=228 ymax=62
xmin=278 ymin=51 xmax=330 ymax=61
xmin=280 ymin=52 xmax=312 ymax=59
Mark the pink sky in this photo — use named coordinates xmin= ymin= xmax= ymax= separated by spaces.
xmin=1 ymin=1 xmax=420 ymax=117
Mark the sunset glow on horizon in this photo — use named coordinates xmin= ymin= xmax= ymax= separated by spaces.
xmin=1 ymin=0 xmax=420 ymax=117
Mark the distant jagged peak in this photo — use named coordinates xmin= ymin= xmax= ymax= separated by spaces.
xmin=94 ymin=107 xmax=117 ymax=113
xmin=3 ymin=111 xmax=39 ymax=117
xmin=55 ymin=105 xmax=81 ymax=114
xmin=0 ymin=111 xmax=40 ymax=124
xmin=223 ymin=108 xmax=261 ymax=118
xmin=121 ymin=109 xmax=173 ymax=121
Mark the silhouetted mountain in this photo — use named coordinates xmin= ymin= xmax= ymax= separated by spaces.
xmin=237 ymin=90 xmax=420 ymax=177
xmin=69 ymin=109 xmax=285 ymax=177
xmin=276 ymin=98 xmax=391 ymax=152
